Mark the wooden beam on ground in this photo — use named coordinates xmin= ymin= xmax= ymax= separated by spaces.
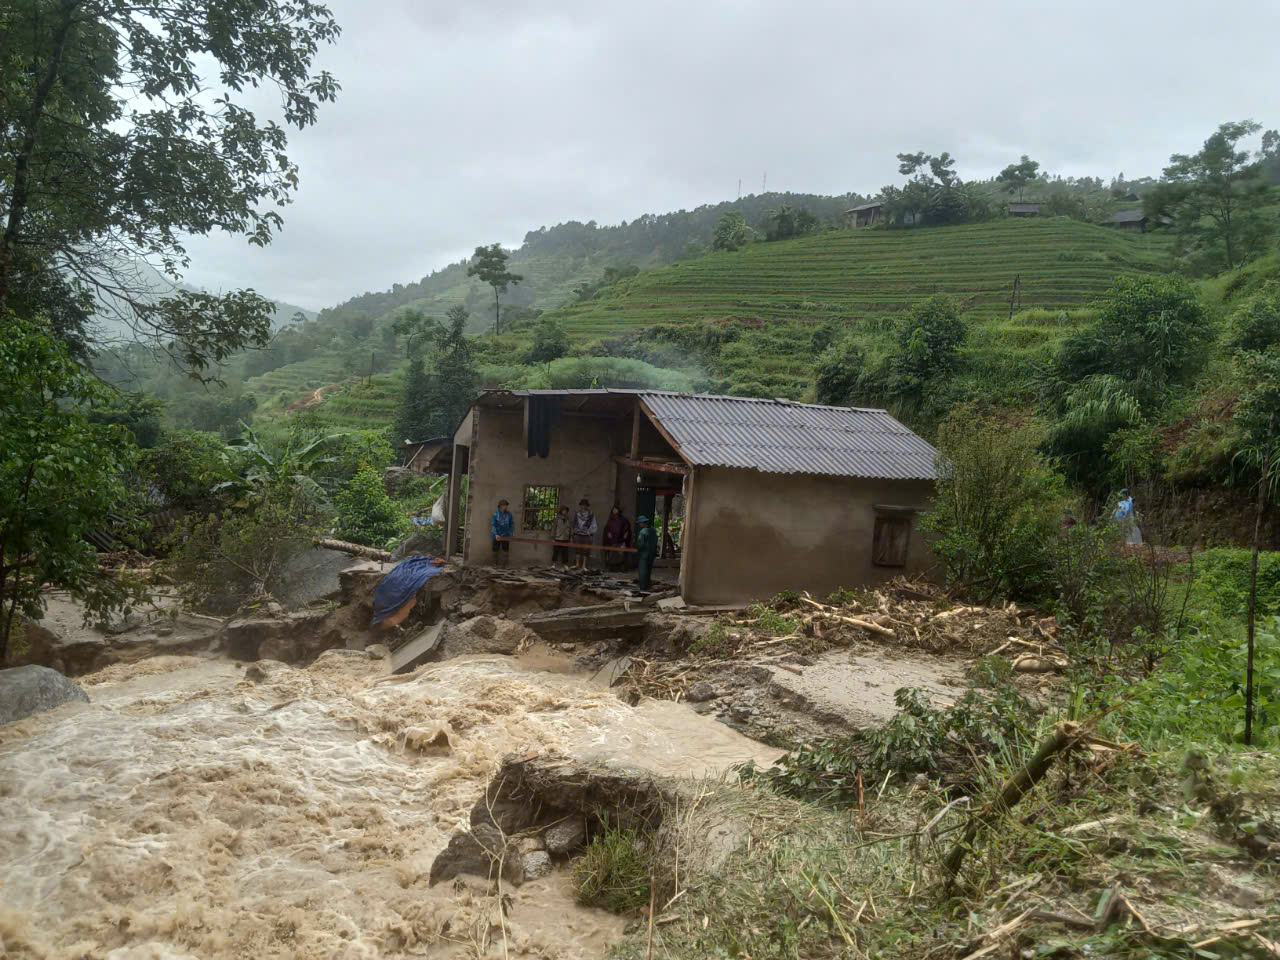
xmin=316 ymin=538 xmax=392 ymax=561
xmin=523 ymin=602 xmax=650 ymax=642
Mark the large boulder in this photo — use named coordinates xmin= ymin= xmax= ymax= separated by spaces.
xmin=0 ymin=665 xmax=89 ymax=724
xmin=428 ymin=822 xmax=524 ymax=887
xmin=217 ymin=609 xmax=344 ymax=664
xmin=392 ymin=532 xmax=441 ymax=562
xmin=6 ymin=613 xmax=217 ymax=677
xmin=441 ymin=616 xmax=538 ymax=657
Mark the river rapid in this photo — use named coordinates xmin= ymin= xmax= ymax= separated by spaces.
xmin=0 ymin=650 xmax=778 ymax=959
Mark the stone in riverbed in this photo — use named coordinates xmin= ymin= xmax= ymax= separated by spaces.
xmin=543 ymin=819 xmax=586 ymax=857
xmin=684 ymin=681 xmax=719 ymax=702
xmin=0 ymin=665 xmax=89 ymax=725
xmin=523 ymin=850 xmax=553 ymax=879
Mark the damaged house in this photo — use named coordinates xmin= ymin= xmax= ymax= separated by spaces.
xmin=438 ymin=390 xmax=938 ymax=606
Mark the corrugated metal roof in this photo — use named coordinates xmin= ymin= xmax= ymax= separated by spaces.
xmin=638 ymin=394 xmax=937 ymax=481
xmin=1108 ymin=208 xmax=1147 ymax=223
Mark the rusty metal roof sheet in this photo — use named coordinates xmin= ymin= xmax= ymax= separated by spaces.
xmin=638 ymin=393 xmax=937 ymax=481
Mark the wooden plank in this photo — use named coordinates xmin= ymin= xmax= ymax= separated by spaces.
xmin=496 ymin=536 xmax=636 ymax=553
xmin=637 ymin=397 xmax=693 ymax=465
xmin=631 ymin=398 xmax=641 ymax=460
xmin=391 ymin=621 xmax=445 ymax=673
xmin=613 ymin=456 xmax=689 ymax=476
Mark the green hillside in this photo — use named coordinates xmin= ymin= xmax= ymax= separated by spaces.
xmin=548 ymin=217 xmax=1171 ymax=333
xmin=272 ymin=217 xmax=1173 ymax=433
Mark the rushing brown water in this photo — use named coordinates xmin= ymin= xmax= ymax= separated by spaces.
xmin=0 ymin=651 xmax=778 ymax=959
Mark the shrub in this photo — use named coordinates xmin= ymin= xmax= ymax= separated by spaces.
xmin=574 ymin=819 xmax=652 ymax=913
xmin=921 ymin=409 xmax=1065 ymax=602
xmin=814 ymin=337 xmax=867 ymax=406
xmin=142 ymin=430 xmax=234 ymax=512
xmin=335 ymin=464 xmax=404 ymax=547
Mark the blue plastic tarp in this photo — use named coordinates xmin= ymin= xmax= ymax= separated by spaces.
xmin=370 ymin=554 xmax=444 ymax=625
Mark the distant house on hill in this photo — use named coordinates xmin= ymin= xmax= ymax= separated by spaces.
xmin=1121 ymin=189 xmax=1141 ymax=202
xmin=1008 ymin=202 xmax=1041 ymax=218
xmin=846 ymin=200 xmax=884 ymax=228
xmin=1106 ymin=209 xmax=1166 ymax=232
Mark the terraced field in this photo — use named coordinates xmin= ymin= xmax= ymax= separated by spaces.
xmin=546 ymin=217 xmax=1172 ymax=335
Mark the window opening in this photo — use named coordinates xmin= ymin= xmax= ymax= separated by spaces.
xmin=872 ymin=515 xmax=912 ymax=567
xmin=522 ymin=485 xmax=560 ymax=531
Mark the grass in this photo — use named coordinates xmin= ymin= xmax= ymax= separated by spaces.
xmin=573 ymin=819 xmax=653 ymax=914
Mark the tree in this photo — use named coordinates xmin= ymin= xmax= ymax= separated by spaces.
xmin=815 ymin=339 xmax=867 ymax=406
xmin=794 ymin=207 xmax=820 ymax=235
xmin=1 ymin=316 xmax=146 ymax=659
xmin=431 ymin=306 xmax=479 ymax=435
xmin=891 ymin=296 xmax=967 ymax=395
xmin=467 ymin=244 xmax=523 ymax=334
xmin=392 ymin=356 xmax=433 ymax=446
xmin=0 ymin=0 xmax=341 ymax=375
xmin=1150 ymin=120 xmax=1272 ymax=271
xmin=765 ymin=205 xmax=797 ymax=241
xmin=525 ymin=316 xmax=569 ymax=364
xmin=335 ymin=464 xmax=403 ymax=547
xmin=997 ymin=155 xmax=1041 ymax=202
xmin=712 ymin=211 xmax=753 ymax=251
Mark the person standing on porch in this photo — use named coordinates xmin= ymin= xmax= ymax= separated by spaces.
xmin=602 ymin=504 xmax=631 ymax=572
xmin=490 ymin=499 xmax=514 ymax=567
xmin=634 ymin=515 xmax=657 ymax=591
xmin=572 ymin=498 xmax=598 ymax=570
xmin=551 ymin=505 xmax=572 ymax=569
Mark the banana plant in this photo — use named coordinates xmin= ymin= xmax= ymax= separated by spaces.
xmin=214 ymin=423 xmax=344 ymax=506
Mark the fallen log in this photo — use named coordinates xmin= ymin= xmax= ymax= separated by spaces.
xmin=944 ymin=721 xmax=1082 ymax=882
xmin=315 ymin=538 xmax=392 ymax=561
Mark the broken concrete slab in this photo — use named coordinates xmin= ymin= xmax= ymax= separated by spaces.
xmin=390 ymin=622 xmax=445 ymax=673
xmin=522 ymin=602 xmax=650 ymax=643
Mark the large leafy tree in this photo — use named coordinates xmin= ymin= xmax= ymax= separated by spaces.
xmin=1 ymin=315 xmax=146 ymax=659
xmin=466 ymin=244 xmax=522 ymax=334
xmin=996 ymin=155 xmax=1041 ymax=202
xmin=0 ymin=0 xmax=340 ymax=374
xmin=1145 ymin=120 xmax=1272 ymax=271
xmin=712 ymin=210 xmax=752 ymax=251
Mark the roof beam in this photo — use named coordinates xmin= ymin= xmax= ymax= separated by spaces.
xmin=614 ymin=456 xmax=689 ymax=476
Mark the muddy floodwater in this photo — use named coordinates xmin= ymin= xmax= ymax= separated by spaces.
xmin=0 ymin=650 xmax=779 ymax=959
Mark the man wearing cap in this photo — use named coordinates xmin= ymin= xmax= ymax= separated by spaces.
xmin=634 ymin=515 xmax=657 ymax=591
xmin=491 ymin=498 xmax=515 ymax=567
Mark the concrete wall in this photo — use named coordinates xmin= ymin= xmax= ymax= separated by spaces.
xmin=463 ymin=403 xmax=629 ymax=567
xmin=682 ymin=467 xmax=935 ymax=606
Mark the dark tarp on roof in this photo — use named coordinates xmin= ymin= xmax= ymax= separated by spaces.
xmin=638 ymin=393 xmax=937 ymax=481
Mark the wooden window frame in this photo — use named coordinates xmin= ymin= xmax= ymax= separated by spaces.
xmin=871 ymin=505 xmax=916 ymax=568
xmin=521 ymin=484 xmax=561 ymax=532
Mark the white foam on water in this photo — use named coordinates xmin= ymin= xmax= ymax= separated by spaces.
xmin=0 ymin=651 xmax=777 ymax=958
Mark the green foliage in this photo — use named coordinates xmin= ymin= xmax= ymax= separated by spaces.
xmin=0 ymin=317 xmax=147 ymax=656
xmin=166 ymin=483 xmax=327 ymax=614
xmin=501 ymin=356 xmax=695 ymax=391
xmin=1226 ymin=282 xmax=1280 ymax=353
xmin=393 ymin=357 xmax=432 ymax=445
xmin=814 ymin=338 xmax=867 ymax=406
xmin=1151 ymin=120 xmax=1273 ymax=272
xmin=573 ymin=820 xmax=652 ymax=914
xmin=524 ymin=316 xmax=570 ymax=364
xmin=996 ymin=155 xmax=1041 ymax=202
xmin=467 ymin=243 xmax=523 ymax=334
xmin=335 ymin=464 xmax=404 ymax=547
xmin=712 ymin=210 xmax=753 ymax=251
xmin=1188 ymin=549 xmax=1280 ymax=620
xmin=890 ymin=295 xmax=967 ymax=401
xmin=738 ymin=683 xmax=1037 ymax=800
xmin=0 ymin=0 xmax=339 ymax=373
xmin=922 ymin=409 xmax=1065 ymax=602
xmin=88 ymin=391 xmax=166 ymax=448
xmin=1102 ymin=611 xmax=1280 ymax=748
xmin=142 ymin=430 xmax=235 ymax=512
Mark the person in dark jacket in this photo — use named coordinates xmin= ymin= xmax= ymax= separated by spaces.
xmin=602 ymin=504 xmax=632 ymax=572
xmin=572 ymin=498 xmax=598 ymax=570
xmin=551 ymin=505 xmax=572 ymax=568
xmin=490 ymin=499 xmax=514 ymax=567
xmin=634 ymin=515 xmax=657 ymax=591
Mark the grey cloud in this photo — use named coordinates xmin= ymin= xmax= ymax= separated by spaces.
xmin=180 ymin=0 xmax=1280 ymax=310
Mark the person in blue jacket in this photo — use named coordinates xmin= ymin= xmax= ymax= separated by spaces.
xmin=491 ymin=498 xmax=515 ymax=567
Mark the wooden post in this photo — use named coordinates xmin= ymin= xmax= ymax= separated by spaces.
xmin=630 ymin=398 xmax=641 ymax=460
xmin=1246 ymin=416 xmax=1273 ymax=745
xmin=445 ymin=443 xmax=464 ymax=561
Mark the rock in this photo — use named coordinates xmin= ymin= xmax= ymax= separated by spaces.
xmin=0 ymin=665 xmax=90 ymax=724
xmin=729 ymin=702 xmax=754 ymax=722
xmin=365 ymin=643 xmax=391 ymax=660
xmin=690 ymin=701 xmax=716 ymax=715
xmin=154 ymin=623 xmax=175 ymax=638
xmin=523 ymin=850 xmax=553 ymax=879
xmin=684 ymin=681 xmax=719 ymax=702
xmin=383 ymin=465 xmax=416 ymax=495
xmin=264 ymin=601 xmax=284 ymax=616
xmin=218 ymin=608 xmax=341 ymax=664
xmin=7 ymin=613 xmax=214 ymax=677
xmin=458 ymin=602 xmax=482 ymax=617
xmin=442 ymin=616 xmax=537 ymax=658
xmin=392 ymin=532 xmax=441 ymax=562
xmin=428 ymin=823 xmax=523 ymax=887
xmin=544 ymin=819 xmax=586 ymax=857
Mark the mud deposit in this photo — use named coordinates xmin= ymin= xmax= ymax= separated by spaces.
xmin=0 ymin=651 xmax=778 ymax=959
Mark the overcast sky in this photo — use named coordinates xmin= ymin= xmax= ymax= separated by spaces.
xmin=180 ymin=0 xmax=1280 ymax=312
